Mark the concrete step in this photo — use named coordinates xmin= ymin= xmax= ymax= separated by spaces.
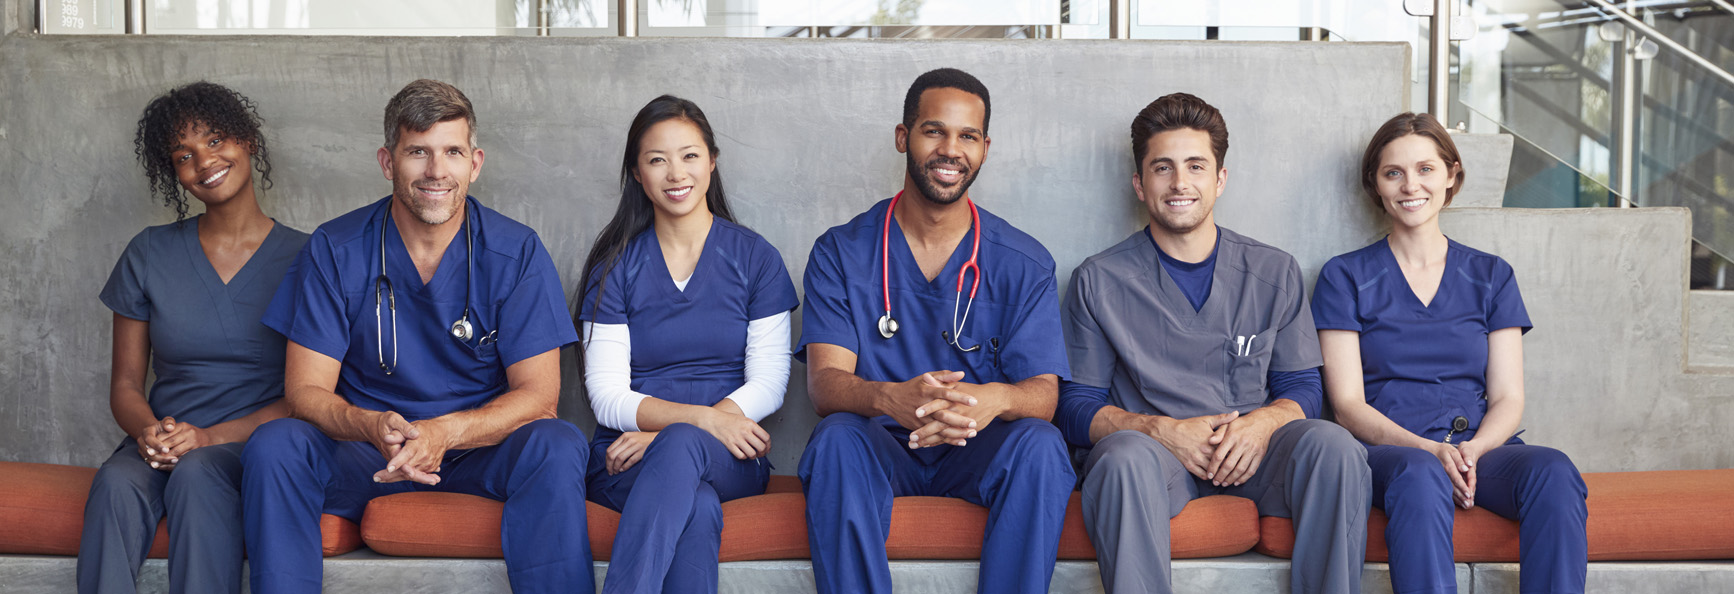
xmin=1448 ymin=132 xmax=1515 ymax=208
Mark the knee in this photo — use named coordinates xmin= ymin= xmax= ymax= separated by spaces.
xmin=1000 ymin=419 xmax=1068 ymax=460
xmin=1086 ymin=432 xmax=1170 ymax=499
xmin=513 ymin=419 xmax=588 ymax=466
xmin=1291 ymin=420 xmax=1367 ymax=465
xmin=87 ymin=462 xmax=155 ymax=508
xmin=1385 ymin=448 xmax=1452 ymax=494
xmin=805 ymin=413 xmax=877 ymax=456
xmin=242 ymin=418 xmax=322 ymax=471
xmin=641 ymin=423 xmax=711 ymax=468
xmin=164 ymin=448 xmax=238 ymax=502
xmin=1520 ymin=447 xmax=1587 ymax=501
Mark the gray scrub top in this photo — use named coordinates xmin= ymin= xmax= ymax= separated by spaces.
xmin=1063 ymin=226 xmax=1322 ymax=419
xmin=99 ymin=217 xmax=309 ymax=429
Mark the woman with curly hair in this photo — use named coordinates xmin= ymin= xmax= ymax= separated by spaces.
xmin=78 ymin=81 xmax=309 ymax=594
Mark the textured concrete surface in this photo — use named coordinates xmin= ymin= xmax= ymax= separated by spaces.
xmin=1473 ymin=560 xmax=1734 ymax=594
xmin=1449 ymin=133 xmax=1514 ymax=208
xmin=1689 ymin=290 xmax=1734 ymax=369
xmin=0 ymin=25 xmax=1408 ymax=470
xmin=0 ymin=552 xmax=1477 ymax=594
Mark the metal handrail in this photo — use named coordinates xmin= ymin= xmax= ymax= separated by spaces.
xmin=1712 ymin=0 xmax=1734 ymax=17
xmin=1586 ymin=0 xmax=1734 ymax=87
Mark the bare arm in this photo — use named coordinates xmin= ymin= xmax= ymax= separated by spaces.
xmin=283 ymin=340 xmax=409 ymax=444
xmin=419 ymin=348 xmax=562 ymax=450
xmin=109 ymin=314 xmax=159 ymax=441
xmin=1320 ymin=328 xmax=1474 ymax=503
xmin=1085 ymin=404 xmax=1238 ymax=479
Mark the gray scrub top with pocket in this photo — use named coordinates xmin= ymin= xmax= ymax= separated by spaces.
xmin=1064 ymin=226 xmax=1322 ymax=419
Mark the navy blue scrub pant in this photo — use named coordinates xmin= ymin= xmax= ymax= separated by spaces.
xmin=586 ymin=423 xmax=770 ymax=594
xmin=241 ymin=418 xmax=594 ymax=594
xmin=78 ymin=439 xmax=246 ymax=594
xmin=1369 ymin=442 xmax=1588 ymax=594
xmin=797 ymin=413 xmax=1075 ymax=594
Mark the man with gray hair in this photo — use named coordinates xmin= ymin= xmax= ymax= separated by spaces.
xmin=242 ymin=79 xmax=593 ymax=594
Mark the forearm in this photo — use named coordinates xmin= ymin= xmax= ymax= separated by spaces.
xmin=808 ymin=366 xmax=893 ymax=418
xmin=1088 ymin=405 xmax=1161 ymax=443
xmin=110 ymin=388 xmax=159 ymax=440
xmin=426 ymin=387 xmax=557 ymax=451
xmin=634 ymin=396 xmax=728 ymax=432
xmin=1247 ymin=398 xmax=1304 ymax=428
xmin=1333 ymin=399 xmax=1435 ymax=449
xmin=1471 ymin=395 xmax=1523 ymax=446
xmin=286 ymin=385 xmax=385 ymax=443
xmin=969 ymin=374 xmax=1058 ymax=422
xmin=203 ymin=400 xmax=291 ymax=445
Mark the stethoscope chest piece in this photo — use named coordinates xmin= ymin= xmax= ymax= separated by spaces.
xmin=451 ymin=317 xmax=474 ymax=341
xmin=877 ymin=313 xmax=899 ymax=339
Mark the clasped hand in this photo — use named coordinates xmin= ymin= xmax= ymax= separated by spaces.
xmin=605 ymin=408 xmax=771 ymax=476
xmin=137 ymin=417 xmax=214 ymax=471
xmin=1432 ymin=439 xmax=1491 ymax=509
xmin=1153 ymin=409 xmax=1282 ymax=487
xmin=894 ymin=371 xmax=1003 ymax=449
xmin=369 ymin=411 xmax=448 ymax=486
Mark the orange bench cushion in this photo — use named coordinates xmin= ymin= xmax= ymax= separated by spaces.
xmin=362 ymin=476 xmax=1259 ymax=560
xmin=1255 ymin=469 xmax=1734 ymax=562
xmin=0 ymin=461 xmax=360 ymax=557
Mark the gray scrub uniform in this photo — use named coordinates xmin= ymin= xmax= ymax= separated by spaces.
xmin=1064 ymin=227 xmax=1370 ymax=594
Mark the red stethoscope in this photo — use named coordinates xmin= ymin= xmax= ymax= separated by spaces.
xmin=877 ymin=191 xmax=982 ymax=353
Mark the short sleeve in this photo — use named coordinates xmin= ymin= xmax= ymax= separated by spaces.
xmin=796 ymin=235 xmax=858 ymax=360
xmin=996 ymin=262 xmax=1071 ymax=383
xmin=1487 ymin=259 xmax=1532 ymax=334
xmin=1063 ymin=266 xmax=1118 ymax=388
xmin=99 ymin=232 xmax=153 ymax=321
xmin=496 ymin=234 xmax=583 ymax=367
xmin=1310 ymin=257 xmax=1362 ymax=332
xmin=261 ymin=231 xmax=352 ymax=361
xmin=1268 ymin=256 xmax=1325 ymax=372
xmin=746 ymin=239 xmax=799 ymax=320
xmin=576 ymin=254 xmax=631 ymax=326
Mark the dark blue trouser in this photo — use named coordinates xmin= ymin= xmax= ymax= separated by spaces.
xmin=1370 ymin=443 xmax=1588 ymax=594
xmin=242 ymin=417 xmax=594 ymax=594
xmin=586 ymin=423 xmax=770 ymax=594
xmin=78 ymin=439 xmax=246 ymax=594
xmin=797 ymin=413 xmax=1075 ymax=594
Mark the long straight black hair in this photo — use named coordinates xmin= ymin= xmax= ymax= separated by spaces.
xmin=574 ymin=95 xmax=738 ymax=358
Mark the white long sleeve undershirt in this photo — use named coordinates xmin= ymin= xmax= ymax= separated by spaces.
xmin=581 ymin=311 xmax=792 ymax=432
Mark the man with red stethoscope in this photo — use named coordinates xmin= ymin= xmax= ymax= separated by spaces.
xmin=793 ymin=67 xmax=1076 ymax=594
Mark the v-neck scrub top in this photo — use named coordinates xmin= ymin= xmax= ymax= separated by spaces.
xmin=261 ymin=196 xmax=580 ymax=421
xmin=100 ymin=217 xmax=309 ymax=429
xmin=1311 ymin=238 xmax=1531 ymax=442
xmin=797 ymin=198 xmax=1070 ymax=430
xmin=576 ymin=218 xmax=799 ymax=439
xmin=1064 ymin=227 xmax=1323 ymax=422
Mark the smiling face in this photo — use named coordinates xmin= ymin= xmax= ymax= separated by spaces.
xmin=377 ymin=118 xmax=483 ymax=227
xmin=170 ymin=122 xmax=256 ymax=208
xmin=1374 ymin=134 xmax=1458 ymax=230
xmin=1135 ymin=127 xmax=1225 ymax=237
xmin=896 ymin=87 xmax=991 ymax=206
xmin=631 ymin=118 xmax=715 ymax=222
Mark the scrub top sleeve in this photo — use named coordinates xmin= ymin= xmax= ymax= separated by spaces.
xmin=260 ymin=233 xmax=351 ymax=361
xmin=1487 ymin=259 xmax=1533 ymax=333
xmin=796 ymin=237 xmax=858 ymax=360
xmin=997 ymin=265 xmax=1072 ymax=383
xmin=99 ymin=233 xmax=152 ymax=321
xmin=1310 ymin=257 xmax=1362 ymax=332
xmin=495 ymin=235 xmax=582 ymax=367
xmin=1268 ymin=257 xmax=1325 ymax=372
xmin=746 ymin=240 xmax=800 ymax=320
xmin=575 ymin=258 xmax=630 ymax=325
xmin=1057 ymin=380 xmax=1111 ymax=448
xmin=1062 ymin=267 xmax=1117 ymax=388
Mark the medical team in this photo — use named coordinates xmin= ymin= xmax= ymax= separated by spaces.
xmin=81 ymin=70 xmax=1587 ymax=594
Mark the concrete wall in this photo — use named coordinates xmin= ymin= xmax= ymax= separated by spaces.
xmin=1689 ymin=290 xmax=1734 ymax=369
xmin=0 ymin=1 xmax=1726 ymax=474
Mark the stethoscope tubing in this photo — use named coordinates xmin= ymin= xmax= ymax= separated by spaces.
xmin=374 ymin=202 xmax=478 ymax=375
xmin=877 ymin=191 xmax=982 ymax=352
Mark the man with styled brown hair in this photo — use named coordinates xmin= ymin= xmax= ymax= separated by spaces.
xmin=242 ymin=79 xmax=594 ymax=594
xmin=1054 ymin=92 xmax=1371 ymax=593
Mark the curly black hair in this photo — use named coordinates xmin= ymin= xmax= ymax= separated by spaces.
xmin=133 ymin=81 xmax=274 ymax=221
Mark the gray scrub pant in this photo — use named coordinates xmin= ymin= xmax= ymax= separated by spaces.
xmin=1081 ymin=419 xmax=1371 ymax=594
xmin=77 ymin=439 xmax=246 ymax=594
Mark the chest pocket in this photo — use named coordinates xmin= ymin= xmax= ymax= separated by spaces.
xmin=1224 ymin=330 xmax=1274 ymax=407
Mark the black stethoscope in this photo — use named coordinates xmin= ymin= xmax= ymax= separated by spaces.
xmin=374 ymin=205 xmax=480 ymax=375
xmin=876 ymin=191 xmax=983 ymax=353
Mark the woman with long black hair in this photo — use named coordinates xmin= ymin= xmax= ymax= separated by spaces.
xmin=574 ymin=95 xmax=797 ymax=594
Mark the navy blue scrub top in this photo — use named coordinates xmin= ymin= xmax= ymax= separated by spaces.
xmin=1311 ymin=238 xmax=1532 ymax=442
xmin=576 ymin=218 xmax=798 ymax=439
xmin=798 ymin=198 xmax=1071 ymax=449
xmin=262 ymin=196 xmax=580 ymax=421
xmin=100 ymin=217 xmax=310 ymax=429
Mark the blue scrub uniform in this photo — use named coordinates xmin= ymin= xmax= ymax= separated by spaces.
xmin=796 ymin=197 xmax=1076 ymax=594
xmin=244 ymin=196 xmax=591 ymax=594
xmin=80 ymin=218 xmax=307 ymax=594
xmin=577 ymin=218 xmax=797 ymax=594
xmin=1313 ymin=238 xmax=1588 ymax=594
